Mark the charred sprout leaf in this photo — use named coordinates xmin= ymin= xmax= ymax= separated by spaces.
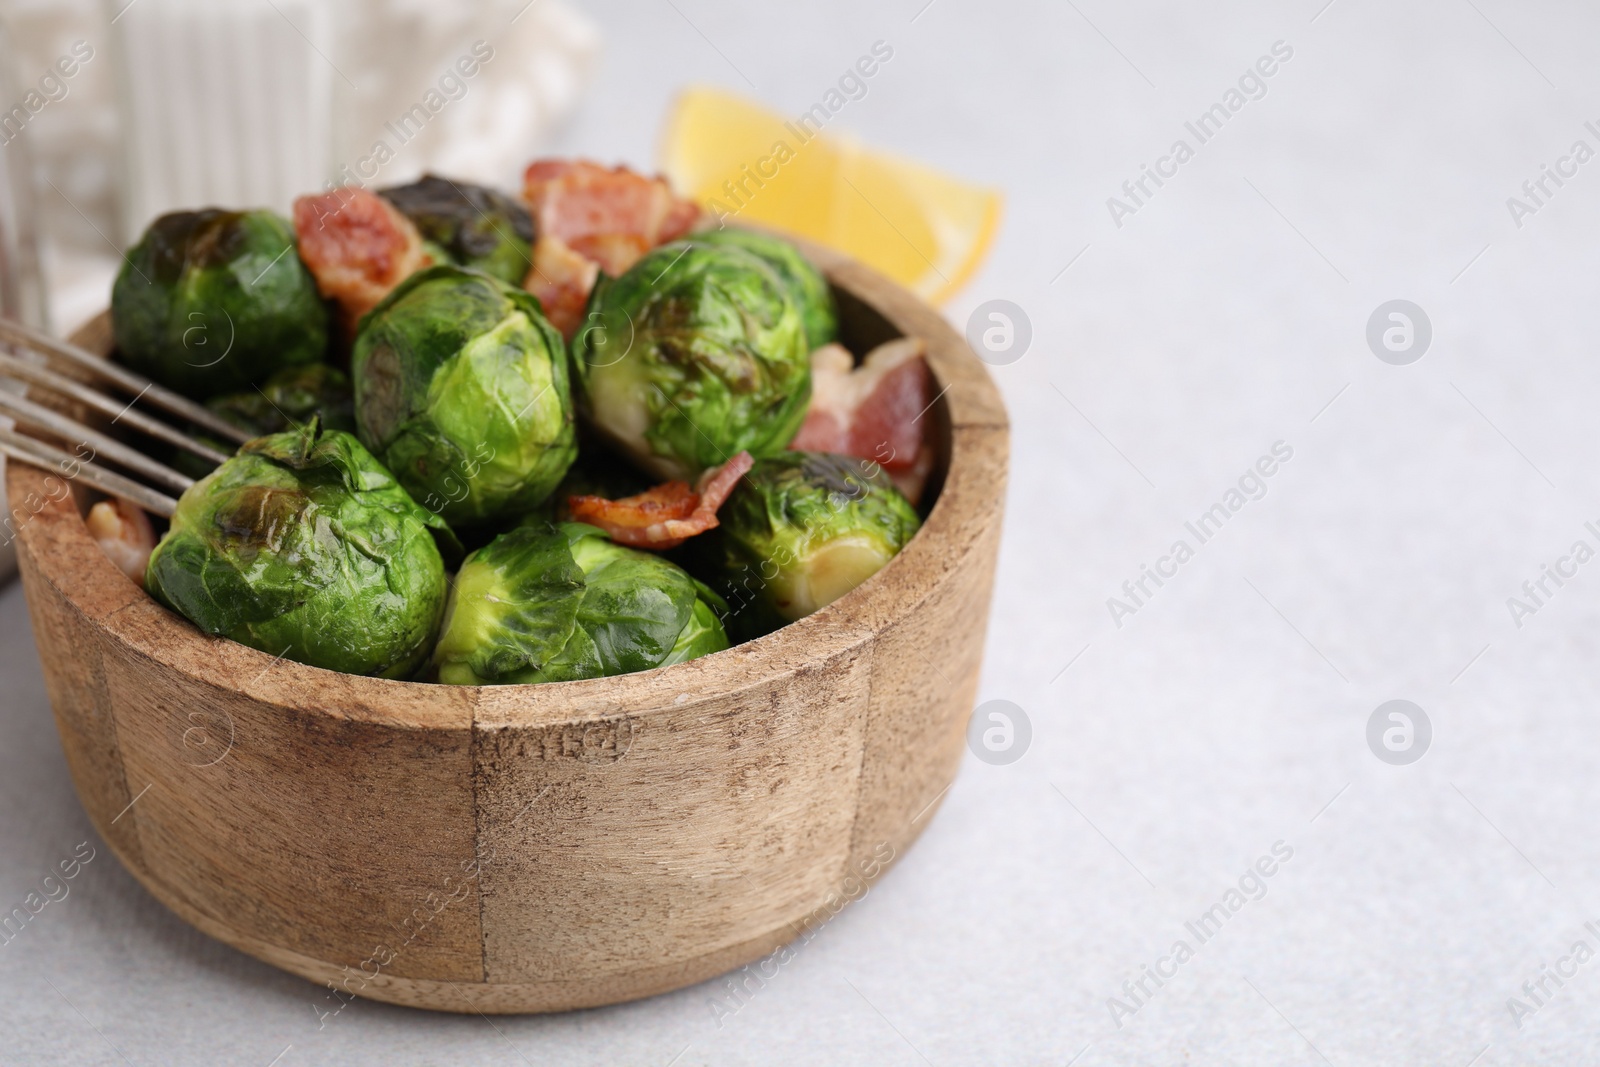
xmin=572 ymin=241 xmax=810 ymax=481
xmin=378 ymin=175 xmax=534 ymax=287
xmin=112 ymin=208 xmax=329 ymax=399
xmin=145 ymin=421 xmax=450 ymax=678
xmin=352 ymin=264 xmax=577 ymax=527
xmin=174 ymin=363 xmax=356 ymax=480
xmin=693 ymin=228 xmax=837 ymax=349
xmin=209 ymin=363 xmax=355 ymax=434
xmin=434 ymin=522 xmax=729 ymax=685
xmin=697 ymin=451 xmax=921 ymax=637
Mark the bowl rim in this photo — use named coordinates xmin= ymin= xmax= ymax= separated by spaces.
xmin=8 ymin=238 xmax=1008 ymax=732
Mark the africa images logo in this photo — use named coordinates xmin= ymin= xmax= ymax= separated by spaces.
xmin=1107 ymin=442 xmax=1294 ymax=627
xmin=1105 ymin=40 xmax=1295 ymax=228
xmin=1104 ymin=841 xmax=1295 ymax=1029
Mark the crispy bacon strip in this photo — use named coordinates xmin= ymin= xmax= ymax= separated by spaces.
xmin=86 ymin=498 xmax=155 ymax=587
xmin=792 ymin=338 xmax=935 ymax=503
xmin=524 ymin=234 xmax=600 ymax=340
xmin=793 ymin=344 xmax=859 ymax=455
xmin=659 ymin=196 xmax=702 ymax=244
xmin=567 ymin=232 xmax=653 ymax=277
xmin=524 ymin=159 xmax=701 ymax=251
xmin=567 ymin=451 xmax=753 ymax=549
xmin=293 ymin=187 xmax=432 ymax=335
xmin=519 ymin=160 xmax=702 ymax=335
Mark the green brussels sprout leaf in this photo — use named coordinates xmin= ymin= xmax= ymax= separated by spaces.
xmin=567 ymin=526 xmax=698 ymax=674
xmin=668 ymin=580 xmax=733 ymax=664
xmin=434 ymin=521 xmax=728 ymax=685
xmin=206 ymin=363 xmax=355 ymax=437
xmin=694 ymin=228 xmax=837 ymax=349
xmin=112 ymin=208 xmax=329 ymax=399
xmin=431 ymin=523 xmax=586 ymax=682
xmin=696 ymin=451 xmax=921 ymax=637
xmin=352 ymin=264 xmax=577 ymax=527
xmin=378 ymin=175 xmax=534 ymax=287
xmin=172 ymin=363 xmax=358 ymax=481
xmin=573 ymin=241 xmax=810 ymax=481
xmin=145 ymin=419 xmax=451 ymax=678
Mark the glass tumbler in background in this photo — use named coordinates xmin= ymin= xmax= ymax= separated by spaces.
xmin=106 ymin=0 xmax=600 ymax=231
xmin=0 ymin=15 xmax=51 ymax=585
xmin=110 ymin=0 xmax=334 ymax=235
xmin=0 ymin=0 xmax=600 ymax=586
xmin=0 ymin=23 xmax=48 ymax=329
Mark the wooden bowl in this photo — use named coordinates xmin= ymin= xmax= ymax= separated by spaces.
xmin=8 ymin=247 xmax=1008 ymax=1014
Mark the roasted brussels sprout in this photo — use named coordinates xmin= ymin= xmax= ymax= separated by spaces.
xmin=573 ymin=241 xmax=810 ymax=481
xmin=172 ymin=363 xmax=356 ymax=479
xmin=434 ymin=521 xmax=728 ymax=685
xmin=378 ymin=175 xmax=534 ymax=287
xmin=112 ymin=209 xmax=328 ymax=398
xmin=206 ymin=363 xmax=356 ymax=436
xmin=693 ymin=229 xmax=837 ymax=349
xmin=352 ymin=265 xmax=577 ymax=527
xmin=698 ymin=451 xmax=921 ymax=636
xmin=145 ymin=421 xmax=452 ymax=678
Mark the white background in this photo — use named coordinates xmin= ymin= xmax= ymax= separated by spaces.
xmin=6 ymin=0 xmax=1600 ymax=1063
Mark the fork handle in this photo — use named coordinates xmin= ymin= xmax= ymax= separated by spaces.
xmin=0 ymin=427 xmax=178 ymax=519
xmin=0 ymin=389 xmax=193 ymax=493
xmin=0 ymin=317 xmax=252 ymax=445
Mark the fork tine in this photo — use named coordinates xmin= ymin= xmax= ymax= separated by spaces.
xmin=0 ymin=427 xmax=178 ymax=518
xmin=0 ymin=317 xmax=252 ymax=446
xmin=0 ymin=351 xmax=230 ymax=467
xmin=0 ymin=389 xmax=194 ymax=494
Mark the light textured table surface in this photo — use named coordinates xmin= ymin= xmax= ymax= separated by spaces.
xmin=6 ymin=0 xmax=1600 ymax=1063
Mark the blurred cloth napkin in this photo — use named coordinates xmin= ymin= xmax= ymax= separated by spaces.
xmin=111 ymin=0 xmax=599 ymax=235
xmin=0 ymin=0 xmax=599 ymax=584
xmin=0 ymin=0 xmax=598 ymax=320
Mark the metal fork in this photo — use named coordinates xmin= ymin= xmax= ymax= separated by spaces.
xmin=0 ymin=317 xmax=252 ymax=518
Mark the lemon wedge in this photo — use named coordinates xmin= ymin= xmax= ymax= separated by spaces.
xmin=658 ymin=86 xmax=1001 ymax=305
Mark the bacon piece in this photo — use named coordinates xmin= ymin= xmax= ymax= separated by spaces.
xmin=792 ymin=338 xmax=935 ymax=503
xmin=524 ymin=235 xmax=600 ymax=340
xmin=568 ymin=232 xmax=653 ymax=276
xmin=567 ymin=452 xmax=753 ymax=549
xmin=524 ymin=159 xmax=701 ymax=252
xmin=519 ymin=160 xmax=704 ymax=338
xmin=793 ymin=344 xmax=859 ymax=455
xmin=86 ymin=498 xmax=155 ymax=587
xmin=293 ymin=187 xmax=432 ymax=336
xmin=659 ymin=196 xmax=703 ymax=243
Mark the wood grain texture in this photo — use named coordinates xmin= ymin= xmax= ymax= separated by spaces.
xmin=8 ymin=252 xmax=1008 ymax=1013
